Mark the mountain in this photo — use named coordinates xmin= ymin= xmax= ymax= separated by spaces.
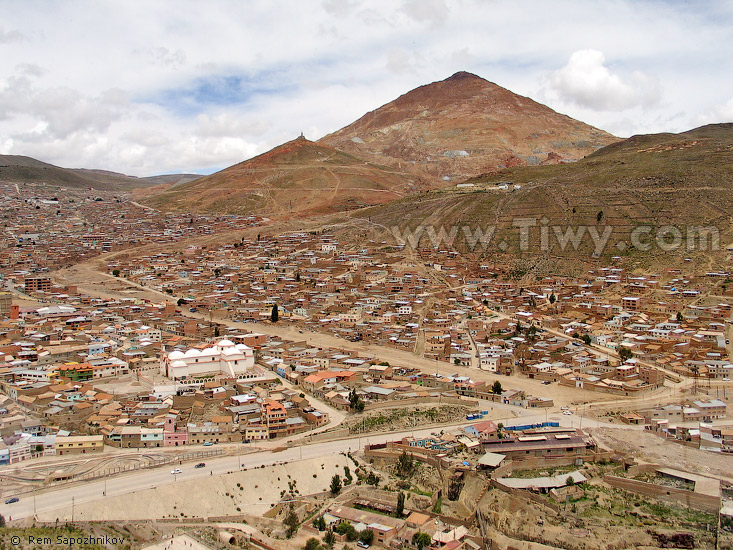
xmin=320 ymin=71 xmax=618 ymax=183
xmin=141 ymin=136 xmax=417 ymax=217
xmin=332 ymin=124 xmax=733 ymax=270
xmin=0 ymin=154 xmax=200 ymax=191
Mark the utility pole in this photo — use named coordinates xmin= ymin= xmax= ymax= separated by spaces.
xmin=71 ymin=496 xmax=75 ymax=522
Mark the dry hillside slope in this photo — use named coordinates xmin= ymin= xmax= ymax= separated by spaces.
xmin=334 ymin=123 xmax=733 ymax=268
xmin=143 ymin=136 xmax=419 ymax=217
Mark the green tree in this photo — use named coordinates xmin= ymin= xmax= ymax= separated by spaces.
xmin=348 ymin=389 xmax=365 ymax=413
xmin=676 ymin=311 xmax=684 ymax=322
xmin=335 ymin=521 xmax=358 ymax=541
xmin=396 ymin=491 xmax=405 ymax=517
xmin=165 ymin=288 xmax=173 ymax=294
xmin=313 ymin=516 xmax=326 ymax=531
xmin=491 ymin=380 xmax=503 ymax=395
xmin=284 ymin=504 xmax=299 ymax=538
xmin=112 ymin=269 xmax=120 ymax=277
xmin=271 ymin=303 xmax=279 ymax=323
xmin=359 ymin=529 xmax=374 ymax=546
xmin=323 ymin=531 xmax=336 ymax=548
xmin=177 ymin=298 xmax=186 ymax=306
xmin=330 ymin=474 xmax=342 ymax=495
xmin=618 ymin=346 xmax=633 ymax=362
xmin=214 ymin=325 xmax=220 ymax=338
xmin=304 ymin=538 xmax=322 ymax=550
xmin=397 ymin=450 xmax=415 ymax=478
xmin=549 ymin=292 xmax=556 ymax=304
xmin=582 ymin=334 xmax=592 ymax=346
xmin=412 ymin=532 xmax=431 ymax=550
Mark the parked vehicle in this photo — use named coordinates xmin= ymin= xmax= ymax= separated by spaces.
xmin=194 ymin=462 xmax=206 ymax=468
xmin=171 ymin=468 xmax=182 ymax=475
xmin=4 ymin=497 xmax=19 ymax=504
xmin=203 ymin=441 xmax=214 ymax=446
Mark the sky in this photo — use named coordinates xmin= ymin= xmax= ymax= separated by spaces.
xmin=0 ymin=0 xmax=731 ymax=177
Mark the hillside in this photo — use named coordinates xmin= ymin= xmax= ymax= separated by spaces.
xmin=0 ymin=154 xmax=197 ymax=191
xmin=320 ymin=71 xmax=618 ymax=183
xmin=142 ymin=136 xmax=418 ymax=217
xmin=334 ymin=124 xmax=733 ymax=269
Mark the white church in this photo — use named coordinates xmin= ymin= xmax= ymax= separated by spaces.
xmin=162 ymin=339 xmax=255 ymax=380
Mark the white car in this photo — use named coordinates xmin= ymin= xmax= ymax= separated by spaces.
xmin=171 ymin=468 xmax=182 ymax=475
xmin=723 ymin=378 xmax=731 ymax=381
xmin=562 ymin=410 xmax=572 ymax=415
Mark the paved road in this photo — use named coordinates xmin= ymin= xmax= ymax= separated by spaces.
xmin=0 ymin=412 xmax=631 ymax=522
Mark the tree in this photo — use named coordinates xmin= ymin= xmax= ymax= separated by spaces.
xmin=0 ymin=513 xmax=5 ymax=527
xmin=271 ymin=303 xmax=279 ymax=323
xmin=335 ymin=521 xmax=358 ymax=541
xmin=214 ymin=325 xmax=220 ymax=338
xmin=618 ymin=346 xmax=633 ymax=362
xmin=491 ymin=380 xmax=503 ymax=395
xmin=330 ymin=474 xmax=342 ymax=495
xmin=397 ymin=450 xmax=415 ymax=478
xmin=549 ymin=292 xmax=556 ymax=304
xmin=284 ymin=504 xmax=299 ymax=538
xmin=676 ymin=311 xmax=684 ymax=323
xmin=396 ymin=491 xmax=405 ymax=517
xmin=304 ymin=538 xmax=322 ymax=550
xmin=359 ymin=529 xmax=374 ymax=546
xmin=412 ymin=532 xmax=431 ymax=550
xmin=112 ymin=269 xmax=120 ymax=277
xmin=582 ymin=334 xmax=592 ymax=346
xmin=313 ymin=516 xmax=326 ymax=531
xmin=296 ymin=272 xmax=301 ymax=282
xmin=177 ymin=298 xmax=186 ymax=306
xmin=348 ymin=389 xmax=364 ymax=413
xmin=165 ymin=288 xmax=173 ymax=295
xmin=323 ymin=531 xmax=336 ymax=548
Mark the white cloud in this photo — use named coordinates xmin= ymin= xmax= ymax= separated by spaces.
xmin=401 ymin=0 xmax=450 ymax=27
xmin=546 ymin=50 xmax=661 ymax=111
xmin=0 ymin=27 xmax=24 ymax=44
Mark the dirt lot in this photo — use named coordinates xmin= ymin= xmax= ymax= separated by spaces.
xmin=593 ymin=427 xmax=733 ymax=481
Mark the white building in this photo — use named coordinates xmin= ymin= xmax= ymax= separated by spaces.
xmin=162 ymin=340 xmax=255 ymax=380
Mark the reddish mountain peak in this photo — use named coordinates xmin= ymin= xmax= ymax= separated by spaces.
xmin=320 ymin=71 xmax=617 ymax=182
xmin=444 ymin=70 xmax=487 ymax=83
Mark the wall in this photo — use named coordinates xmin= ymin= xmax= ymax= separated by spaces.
xmin=603 ymin=475 xmax=720 ymax=513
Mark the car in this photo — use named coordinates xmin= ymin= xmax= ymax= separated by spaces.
xmin=723 ymin=377 xmax=731 ymax=381
xmin=560 ymin=406 xmax=569 ymax=410
xmin=194 ymin=462 xmax=206 ymax=468
xmin=203 ymin=441 xmax=214 ymax=446
xmin=4 ymin=497 xmax=19 ymax=504
xmin=562 ymin=410 xmax=572 ymax=415
xmin=357 ymin=542 xmax=370 ymax=549
xmin=171 ymin=468 xmax=182 ymax=475
xmin=542 ymin=380 xmax=551 ymax=385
